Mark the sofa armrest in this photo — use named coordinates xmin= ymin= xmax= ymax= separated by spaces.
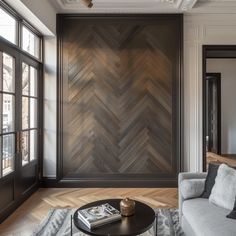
xmin=178 ymin=172 xmax=207 ymax=223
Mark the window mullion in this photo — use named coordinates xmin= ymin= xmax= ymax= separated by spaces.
xmin=0 ymin=52 xmax=2 ymax=91
xmin=28 ymin=66 xmax=31 ymax=163
xmin=18 ymin=20 xmax=21 ymax=48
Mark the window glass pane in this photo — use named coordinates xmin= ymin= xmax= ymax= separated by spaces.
xmin=22 ymin=26 xmax=40 ymax=59
xmin=22 ymin=63 xmax=29 ymax=95
xmin=3 ymin=53 xmax=15 ymax=92
xmin=22 ymin=131 xmax=29 ymax=166
xmin=30 ymin=98 xmax=37 ymax=128
xmin=30 ymin=66 xmax=37 ymax=96
xmin=22 ymin=97 xmax=29 ymax=130
xmin=2 ymin=134 xmax=14 ymax=176
xmin=0 ymin=8 xmax=16 ymax=44
xmin=30 ymin=130 xmax=37 ymax=161
xmin=2 ymin=94 xmax=14 ymax=133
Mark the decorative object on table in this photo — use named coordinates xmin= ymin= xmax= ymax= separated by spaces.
xmin=32 ymin=208 xmax=183 ymax=236
xmin=77 ymin=203 xmax=121 ymax=229
xmin=120 ymin=198 xmax=135 ymax=216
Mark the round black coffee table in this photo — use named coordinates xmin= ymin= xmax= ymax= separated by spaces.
xmin=73 ymin=199 xmax=156 ymax=236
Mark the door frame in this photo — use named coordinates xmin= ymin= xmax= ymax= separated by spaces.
xmin=0 ymin=1 xmax=43 ymax=221
xmin=0 ymin=39 xmax=43 ymax=223
xmin=202 ymin=45 xmax=236 ymax=171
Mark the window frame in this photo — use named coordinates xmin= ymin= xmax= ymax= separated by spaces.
xmin=0 ymin=44 xmax=18 ymax=178
xmin=0 ymin=1 xmax=43 ymax=62
xmin=20 ymin=55 xmax=40 ymax=166
xmin=21 ymin=22 xmax=42 ymax=60
xmin=0 ymin=6 xmax=18 ymax=45
xmin=0 ymin=1 xmax=43 ymax=178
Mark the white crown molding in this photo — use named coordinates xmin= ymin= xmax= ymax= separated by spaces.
xmin=178 ymin=0 xmax=198 ymax=10
xmin=52 ymin=0 xmax=198 ymax=13
xmin=188 ymin=0 xmax=236 ymax=13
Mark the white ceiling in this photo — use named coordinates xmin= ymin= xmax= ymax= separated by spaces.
xmin=48 ymin=0 xmax=236 ymax=13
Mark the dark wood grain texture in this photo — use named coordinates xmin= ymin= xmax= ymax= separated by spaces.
xmin=57 ymin=14 xmax=182 ymax=186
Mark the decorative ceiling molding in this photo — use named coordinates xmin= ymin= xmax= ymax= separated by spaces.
xmin=189 ymin=0 xmax=236 ymax=13
xmin=81 ymin=0 xmax=93 ymax=8
xmin=178 ymin=0 xmax=198 ymax=10
xmin=52 ymin=0 xmax=199 ymax=13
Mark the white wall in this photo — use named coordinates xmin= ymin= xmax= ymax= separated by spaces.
xmin=19 ymin=0 xmax=56 ymax=35
xmin=5 ymin=0 xmax=56 ymax=36
xmin=44 ymin=37 xmax=57 ymax=177
xmin=207 ymin=59 xmax=236 ymax=154
xmin=184 ymin=13 xmax=236 ymax=172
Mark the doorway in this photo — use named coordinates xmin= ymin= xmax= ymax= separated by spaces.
xmin=205 ymin=73 xmax=221 ymax=155
xmin=0 ymin=1 xmax=43 ymax=223
xmin=0 ymin=42 xmax=42 ymax=222
xmin=203 ymin=46 xmax=236 ymax=171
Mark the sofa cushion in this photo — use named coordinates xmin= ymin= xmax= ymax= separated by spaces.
xmin=209 ymin=164 xmax=236 ymax=210
xmin=180 ymin=179 xmax=205 ymax=200
xmin=182 ymin=198 xmax=236 ymax=236
xmin=201 ymin=162 xmax=220 ymax=198
xmin=227 ymin=198 xmax=236 ymax=220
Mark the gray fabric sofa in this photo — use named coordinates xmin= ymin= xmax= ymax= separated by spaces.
xmin=178 ymin=172 xmax=236 ymax=236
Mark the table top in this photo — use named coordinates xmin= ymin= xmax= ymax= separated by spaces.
xmin=73 ymin=199 xmax=156 ymax=236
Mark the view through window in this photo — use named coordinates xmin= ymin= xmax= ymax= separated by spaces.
xmin=22 ymin=63 xmax=38 ymax=166
xmin=0 ymin=3 xmax=42 ymax=178
xmin=22 ymin=26 xmax=40 ymax=59
xmin=0 ymin=7 xmax=16 ymax=44
xmin=0 ymin=52 xmax=15 ymax=176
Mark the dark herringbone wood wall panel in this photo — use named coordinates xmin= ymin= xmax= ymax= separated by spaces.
xmin=58 ymin=16 xmax=182 ymax=184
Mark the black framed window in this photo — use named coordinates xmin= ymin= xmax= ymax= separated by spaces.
xmin=0 ymin=2 xmax=42 ymax=62
xmin=0 ymin=1 xmax=43 ymax=177
xmin=0 ymin=51 xmax=15 ymax=176
xmin=21 ymin=25 xmax=41 ymax=59
xmin=21 ymin=62 xmax=38 ymax=166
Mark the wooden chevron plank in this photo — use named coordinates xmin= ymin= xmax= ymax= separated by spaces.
xmin=60 ymin=18 xmax=181 ymax=180
xmin=0 ymin=188 xmax=178 ymax=236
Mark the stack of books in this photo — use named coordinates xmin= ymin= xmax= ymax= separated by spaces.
xmin=78 ymin=203 xmax=121 ymax=229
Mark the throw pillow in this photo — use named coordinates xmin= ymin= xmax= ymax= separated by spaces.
xmin=180 ymin=179 xmax=205 ymax=199
xmin=201 ymin=162 xmax=220 ymax=198
xmin=227 ymin=198 xmax=236 ymax=220
xmin=209 ymin=164 xmax=236 ymax=210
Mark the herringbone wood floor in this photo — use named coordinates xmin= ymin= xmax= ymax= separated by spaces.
xmin=0 ymin=188 xmax=178 ymax=236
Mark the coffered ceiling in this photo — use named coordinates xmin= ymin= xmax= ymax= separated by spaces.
xmin=49 ymin=0 xmax=236 ymax=13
